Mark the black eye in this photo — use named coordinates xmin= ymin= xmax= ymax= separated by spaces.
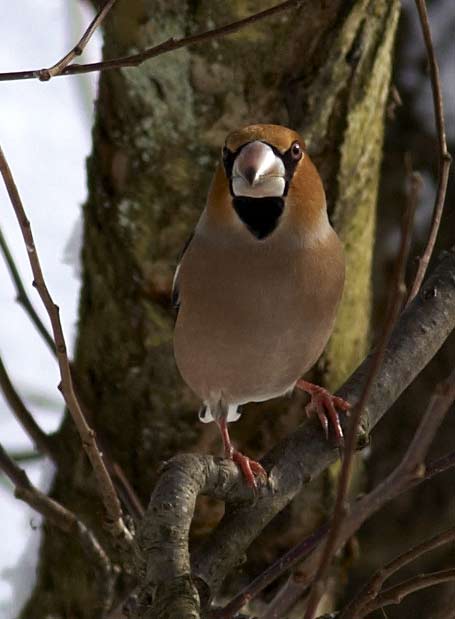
xmin=291 ymin=141 xmax=302 ymax=160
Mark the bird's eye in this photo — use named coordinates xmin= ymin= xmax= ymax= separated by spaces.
xmin=291 ymin=142 xmax=302 ymax=160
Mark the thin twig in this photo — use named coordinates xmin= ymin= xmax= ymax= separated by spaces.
xmin=112 ymin=462 xmax=145 ymax=520
xmin=219 ymin=450 xmax=455 ymax=619
xmin=0 ymin=226 xmax=144 ymax=519
xmin=361 ymin=569 xmax=455 ymax=615
xmin=0 ymin=442 xmax=117 ymax=612
xmin=302 ymin=177 xmax=418 ymax=619
xmin=43 ymin=0 xmax=117 ymax=79
xmin=0 ymin=226 xmax=55 ymax=355
xmin=261 ymin=368 xmax=455 ymax=619
xmin=407 ymin=0 xmax=452 ymax=303
xmin=0 ymin=144 xmax=132 ymax=545
xmin=214 ymin=524 xmax=330 ymax=619
xmin=0 ymin=0 xmax=302 ymax=82
xmin=0 ymin=355 xmax=56 ymax=459
xmin=340 ymin=526 xmax=455 ymax=618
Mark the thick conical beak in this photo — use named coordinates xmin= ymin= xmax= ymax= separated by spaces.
xmin=234 ymin=141 xmax=277 ymax=185
xmin=232 ymin=141 xmax=285 ymax=198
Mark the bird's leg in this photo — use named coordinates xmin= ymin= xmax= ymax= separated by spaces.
xmin=296 ymin=379 xmax=351 ymax=445
xmin=217 ymin=417 xmax=266 ymax=489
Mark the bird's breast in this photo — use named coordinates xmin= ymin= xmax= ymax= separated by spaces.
xmin=174 ymin=231 xmax=344 ymax=405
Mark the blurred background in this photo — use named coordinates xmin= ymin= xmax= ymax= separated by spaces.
xmin=0 ymin=1 xmax=453 ymax=618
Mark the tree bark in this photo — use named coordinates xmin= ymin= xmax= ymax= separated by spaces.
xmin=21 ymin=1 xmax=400 ymax=617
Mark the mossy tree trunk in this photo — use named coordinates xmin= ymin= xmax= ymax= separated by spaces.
xmin=21 ymin=1 xmax=399 ymax=617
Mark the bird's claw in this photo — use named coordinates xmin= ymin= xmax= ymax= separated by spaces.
xmin=231 ymin=450 xmax=267 ymax=489
xmin=296 ymin=379 xmax=351 ymax=446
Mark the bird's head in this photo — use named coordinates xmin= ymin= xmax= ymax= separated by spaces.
xmin=224 ymin=124 xmax=303 ymax=199
xmin=206 ymin=124 xmax=329 ymax=242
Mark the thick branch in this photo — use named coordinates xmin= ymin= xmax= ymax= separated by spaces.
xmin=261 ymin=447 xmax=455 ymax=619
xmin=261 ymin=366 xmax=455 ymax=618
xmin=192 ymin=247 xmax=455 ymax=594
xmin=132 ymin=247 xmax=455 ymax=619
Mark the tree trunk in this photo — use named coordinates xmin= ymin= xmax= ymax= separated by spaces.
xmin=21 ymin=1 xmax=399 ymax=617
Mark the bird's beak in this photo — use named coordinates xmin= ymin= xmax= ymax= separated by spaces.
xmin=232 ymin=141 xmax=285 ymax=198
xmin=234 ymin=141 xmax=280 ymax=185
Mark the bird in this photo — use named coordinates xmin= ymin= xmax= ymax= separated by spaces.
xmin=173 ymin=124 xmax=350 ymax=487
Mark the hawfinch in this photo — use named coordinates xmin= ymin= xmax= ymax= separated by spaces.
xmin=173 ymin=124 xmax=350 ymax=487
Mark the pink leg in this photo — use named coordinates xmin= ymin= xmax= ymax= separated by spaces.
xmin=218 ymin=418 xmax=266 ymax=488
xmin=296 ymin=379 xmax=351 ymax=445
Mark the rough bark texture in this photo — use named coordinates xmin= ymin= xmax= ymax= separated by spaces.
xmin=21 ymin=1 xmax=400 ymax=617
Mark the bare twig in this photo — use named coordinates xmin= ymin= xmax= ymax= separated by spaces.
xmin=361 ymin=569 xmax=455 ymax=615
xmin=0 ymin=225 xmax=144 ymax=520
xmin=340 ymin=526 xmax=455 ymax=618
xmin=112 ymin=462 xmax=145 ymax=520
xmin=0 ymin=0 xmax=302 ymax=82
xmin=407 ymin=0 xmax=452 ymax=303
xmin=0 ymin=442 xmax=117 ymax=612
xmin=425 ymin=449 xmax=455 ymax=480
xmin=0 ymin=355 xmax=55 ymax=459
xmin=42 ymin=0 xmax=117 ymax=80
xmin=261 ymin=368 xmax=455 ymax=619
xmin=215 ymin=524 xmax=330 ymax=619
xmin=302 ymin=178 xmax=417 ymax=619
xmin=0 ymin=144 xmax=132 ymax=545
xmin=261 ymin=450 xmax=455 ymax=619
xmin=0 ymin=226 xmax=55 ymax=354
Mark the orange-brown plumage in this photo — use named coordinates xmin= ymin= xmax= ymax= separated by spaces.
xmin=173 ymin=124 xmax=349 ymax=487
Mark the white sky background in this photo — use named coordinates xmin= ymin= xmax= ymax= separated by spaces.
xmin=0 ymin=1 xmax=100 ymax=616
xmin=0 ymin=1 xmax=453 ymax=618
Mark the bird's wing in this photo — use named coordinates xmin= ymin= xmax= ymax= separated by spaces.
xmin=172 ymin=232 xmax=194 ymax=311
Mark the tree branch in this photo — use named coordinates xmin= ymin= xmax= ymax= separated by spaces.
xmin=302 ymin=166 xmax=418 ymax=619
xmin=0 ymin=0 xmax=303 ymax=82
xmin=192 ymin=247 xmax=455 ymax=598
xmin=260 ymin=366 xmax=455 ymax=618
xmin=40 ymin=0 xmax=117 ymax=80
xmin=407 ymin=0 xmax=452 ymax=303
xmin=361 ymin=569 xmax=455 ymax=615
xmin=131 ymin=247 xmax=455 ymax=619
xmin=340 ymin=526 xmax=455 ymax=618
xmin=0 ymin=143 xmax=132 ymax=545
xmin=1 ymin=220 xmax=144 ymax=521
xmin=0 ymin=354 xmax=56 ymax=459
xmin=0 ymin=442 xmax=117 ymax=613
xmin=259 ymin=447 xmax=455 ymax=619
xmin=0 ymin=226 xmax=55 ymax=355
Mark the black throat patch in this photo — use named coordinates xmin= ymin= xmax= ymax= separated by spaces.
xmin=232 ymin=196 xmax=285 ymax=240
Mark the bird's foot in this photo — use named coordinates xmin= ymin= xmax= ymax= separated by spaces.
xmin=296 ymin=379 xmax=351 ymax=445
xmin=229 ymin=449 xmax=267 ymax=489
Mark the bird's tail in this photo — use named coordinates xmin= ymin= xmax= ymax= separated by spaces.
xmin=198 ymin=401 xmax=242 ymax=424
